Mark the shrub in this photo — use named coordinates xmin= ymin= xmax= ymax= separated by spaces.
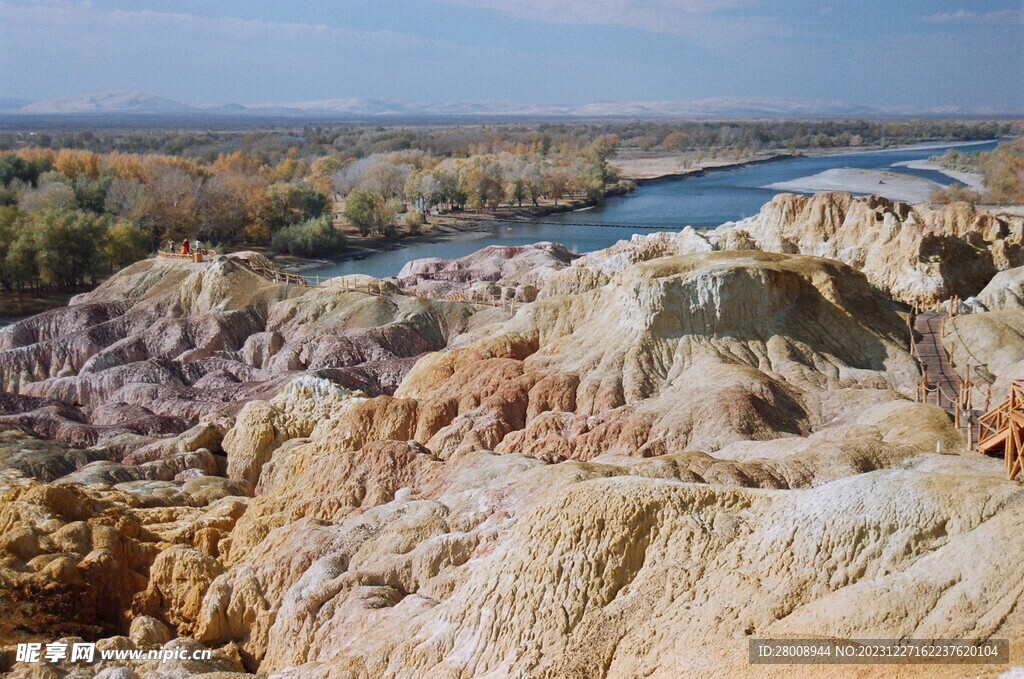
xmin=271 ymin=215 xmax=347 ymax=257
xmin=930 ymin=183 xmax=982 ymax=205
xmin=403 ymin=209 xmax=425 ymax=235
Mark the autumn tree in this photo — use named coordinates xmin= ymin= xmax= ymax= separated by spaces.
xmin=663 ymin=130 xmax=688 ymax=150
xmin=979 ymin=139 xmax=1024 ymax=203
xmin=506 ymin=176 xmax=529 ymax=207
xmin=137 ymin=168 xmax=203 ymax=244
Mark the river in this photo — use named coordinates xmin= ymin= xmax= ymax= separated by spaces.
xmin=311 ymin=140 xmax=998 ymax=279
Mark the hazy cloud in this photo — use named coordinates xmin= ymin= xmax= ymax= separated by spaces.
xmin=924 ymin=8 xmax=1024 ymax=24
xmin=440 ymin=0 xmax=790 ymax=42
xmin=0 ymin=1 xmax=406 ymax=44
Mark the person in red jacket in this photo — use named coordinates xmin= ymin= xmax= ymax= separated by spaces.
xmin=181 ymin=239 xmax=190 ymax=255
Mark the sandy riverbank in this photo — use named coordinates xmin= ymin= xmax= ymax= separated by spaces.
xmin=611 ymin=151 xmax=788 ymax=181
xmin=614 ymin=139 xmax=998 ymax=182
xmin=892 ymin=159 xmax=985 ymax=190
xmin=765 ymin=168 xmax=944 ymax=203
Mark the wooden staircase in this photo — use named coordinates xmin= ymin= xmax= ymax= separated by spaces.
xmin=977 ymin=381 xmax=1024 ymax=480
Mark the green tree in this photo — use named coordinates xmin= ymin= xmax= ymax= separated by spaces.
xmin=344 ymin=189 xmax=380 ymax=237
xmin=5 ymin=230 xmax=39 ymax=293
xmin=506 ymin=177 xmax=529 ymax=207
xmin=73 ymin=174 xmax=111 ymax=213
xmin=266 ymin=182 xmax=328 ymax=231
xmin=29 ymin=210 xmax=109 ymax=289
xmin=103 ymin=221 xmax=151 ymax=269
xmin=0 ymin=154 xmax=28 ymax=185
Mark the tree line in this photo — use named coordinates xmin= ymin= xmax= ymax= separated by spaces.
xmin=0 ymin=135 xmax=620 ymax=290
xmin=2 ymin=120 xmax=1018 ymax=169
xmin=1 ymin=119 xmax=1019 ymax=293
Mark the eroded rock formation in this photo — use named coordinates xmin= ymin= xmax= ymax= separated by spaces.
xmin=0 ymin=253 xmax=488 ymax=455
xmin=3 ymin=194 xmax=1024 ymax=677
xmin=561 ymin=194 xmax=1024 ymax=305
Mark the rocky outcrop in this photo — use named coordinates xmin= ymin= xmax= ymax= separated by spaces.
xmin=709 ymin=193 xmax=1024 ymax=303
xmin=551 ymin=194 xmax=1023 ymax=305
xmin=111 ymin=245 xmax=980 ymax=677
xmin=395 ymin=242 xmax=577 ymax=301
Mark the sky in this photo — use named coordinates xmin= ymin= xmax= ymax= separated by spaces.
xmin=1 ymin=0 xmax=1022 ymax=112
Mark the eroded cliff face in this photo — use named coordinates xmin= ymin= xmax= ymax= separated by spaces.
xmin=556 ymin=194 xmax=1023 ymax=305
xmin=2 ymin=197 xmax=1024 ymax=678
xmin=716 ymin=194 xmax=1024 ymax=304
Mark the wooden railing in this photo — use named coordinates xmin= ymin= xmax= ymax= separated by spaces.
xmin=244 ymin=260 xmax=311 ymax=287
xmin=976 ymin=381 xmax=1024 ymax=480
xmin=156 ymin=249 xmax=216 ymax=262
xmin=978 ymin=381 xmax=1024 ymax=449
xmin=909 ymin=295 xmax=997 ymax=449
xmin=910 ymin=295 xmax=962 ymax=316
xmin=157 ymin=250 xmax=323 ymax=287
xmin=336 ymin=278 xmax=393 ymax=296
xmin=420 ymin=287 xmax=520 ymax=314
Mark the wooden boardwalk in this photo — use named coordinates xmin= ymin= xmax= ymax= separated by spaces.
xmin=913 ymin=311 xmax=962 ymax=413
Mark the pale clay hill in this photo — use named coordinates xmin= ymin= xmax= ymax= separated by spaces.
xmin=1 ymin=193 xmax=1024 ymax=677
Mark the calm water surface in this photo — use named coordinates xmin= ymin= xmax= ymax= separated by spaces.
xmin=313 ymin=140 xmax=998 ymax=278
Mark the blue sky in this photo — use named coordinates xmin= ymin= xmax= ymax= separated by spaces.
xmin=1 ymin=0 xmax=1022 ymax=111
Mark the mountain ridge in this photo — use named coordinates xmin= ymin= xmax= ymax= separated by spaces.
xmin=3 ymin=90 xmax=1019 ymax=119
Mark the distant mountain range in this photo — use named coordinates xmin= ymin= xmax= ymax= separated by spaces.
xmin=0 ymin=90 xmax=1017 ymax=120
